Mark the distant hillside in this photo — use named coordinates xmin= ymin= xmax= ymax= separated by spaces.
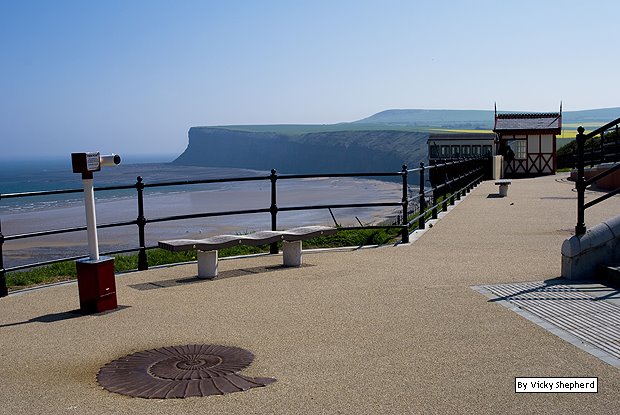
xmin=355 ymin=107 xmax=620 ymax=128
xmin=560 ymin=107 xmax=620 ymax=123
xmin=356 ymin=109 xmax=494 ymax=128
xmin=173 ymin=127 xmax=428 ymax=181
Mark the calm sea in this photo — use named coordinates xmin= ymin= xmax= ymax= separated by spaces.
xmin=0 ymin=156 xmax=269 ymax=213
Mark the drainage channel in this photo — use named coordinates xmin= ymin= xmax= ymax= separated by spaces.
xmin=473 ymin=280 xmax=620 ymax=368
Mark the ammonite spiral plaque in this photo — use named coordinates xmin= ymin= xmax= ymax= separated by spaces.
xmin=97 ymin=344 xmax=276 ymax=398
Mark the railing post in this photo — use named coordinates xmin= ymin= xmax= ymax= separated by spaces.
xmin=431 ymin=177 xmax=438 ymax=221
xmin=448 ymin=161 xmax=456 ymax=205
xmin=269 ymin=169 xmax=279 ymax=254
xmin=440 ymin=161 xmax=448 ymax=212
xmin=136 ymin=176 xmax=148 ymax=270
xmin=428 ymin=161 xmax=438 ymax=220
xmin=461 ymin=159 xmax=467 ymax=196
xmin=600 ymin=131 xmax=605 ymax=164
xmin=401 ymin=165 xmax=409 ymax=243
xmin=614 ymin=124 xmax=620 ymax=161
xmin=0 ymin=219 xmax=7 ymax=297
xmin=467 ymin=158 xmax=474 ymax=193
xmin=592 ymin=142 xmax=596 ymax=166
xmin=442 ymin=163 xmax=449 ymax=212
xmin=418 ymin=162 xmax=426 ymax=230
xmin=575 ymin=127 xmax=587 ymax=235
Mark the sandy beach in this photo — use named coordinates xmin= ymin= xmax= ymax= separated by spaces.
xmin=2 ymin=177 xmax=405 ymax=268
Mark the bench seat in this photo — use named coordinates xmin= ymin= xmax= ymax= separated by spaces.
xmin=494 ymin=179 xmax=512 ymax=197
xmin=159 ymin=231 xmax=286 ymax=252
xmin=158 ymin=226 xmax=337 ymax=278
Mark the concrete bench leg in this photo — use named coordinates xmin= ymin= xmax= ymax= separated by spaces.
xmin=197 ymin=250 xmax=218 ymax=279
xmin=283 ymin=240 xmax=302 ymax=267
xmin=499 ymin=184 xmax=509 ymax=197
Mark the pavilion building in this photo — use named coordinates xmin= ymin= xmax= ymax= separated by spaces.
xmin=493 ymin=108 xmax=562 ymax=176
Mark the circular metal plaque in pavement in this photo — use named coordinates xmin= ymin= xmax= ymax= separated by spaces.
xmin=97 ymin=344 xmax=276 ymax=399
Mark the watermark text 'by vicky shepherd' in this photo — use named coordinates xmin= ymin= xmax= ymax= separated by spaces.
xmin=515 ymin=377 xmax=597 ymax=393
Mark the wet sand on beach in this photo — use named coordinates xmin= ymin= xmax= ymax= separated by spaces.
xmin=2 ymin=177 xmax=404 ymax=268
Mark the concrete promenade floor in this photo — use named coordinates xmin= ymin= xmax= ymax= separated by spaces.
xmin=1 ymin=173 xmax=619 ymax=414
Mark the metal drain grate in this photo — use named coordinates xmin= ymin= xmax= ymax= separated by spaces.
xmin=478 ymin=281 xmax=620 ymax=365
xmin=97 ymin=344 xmax=276 ymax=398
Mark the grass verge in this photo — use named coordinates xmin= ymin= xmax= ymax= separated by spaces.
xmin=5 ymin=228 xmax=403 ymax=291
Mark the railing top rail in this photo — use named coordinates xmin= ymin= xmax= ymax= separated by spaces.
xmin=1 ymin=188 xmax=84 ymax=199
xmin=1 ymin=183 xmax=137 ymax=199
xmin=142 ymin=175 xmax=271 ymax=188
xmin=279 ymin=172 xmax=403 ymax=179
xmin=412 ymin=156 xmax=488 ymax=173
xmin=582 ymin=116 xmax=620 ymax=139
xmin=583 ymin=162 xmax=620 ymax=187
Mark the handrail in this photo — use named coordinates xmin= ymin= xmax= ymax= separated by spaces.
xmin=584 ymin=186 xmax=620 ymax=210
xmin=0 ymin=156 xmax=488 ymax=296
xmin=574 ymin=118 xmax=620 ymax=235
xmin=584 ymin=162 xmax=620 ymax=187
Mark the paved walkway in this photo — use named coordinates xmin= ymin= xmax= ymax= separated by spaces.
xmin=1 ymin=174 xmax=619 ymax=414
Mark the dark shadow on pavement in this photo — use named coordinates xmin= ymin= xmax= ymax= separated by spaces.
xmin=129 ymin=263 xmax=316 ymax=291
xmin=0 ymin=305 xmax=130 ymax=328
xmin=486 ymin=277 xmax=620 ymax=303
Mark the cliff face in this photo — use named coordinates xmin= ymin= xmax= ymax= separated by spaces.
xmin=173 ymin=127 xmax=428 ymax=178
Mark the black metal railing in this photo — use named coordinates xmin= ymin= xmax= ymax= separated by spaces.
xmin=558 ymin=122 xmax=620 ymax=169
xmin=0 ymin=157 xmax=488 ymax=296
xmin=574 ymin=117 xmax=620 ymax=235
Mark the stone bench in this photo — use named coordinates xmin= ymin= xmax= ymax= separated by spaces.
xmin=495 ymin=179 xmax=512 ymax=197
xmin=158 ymin=226 xmax=337 ymax=279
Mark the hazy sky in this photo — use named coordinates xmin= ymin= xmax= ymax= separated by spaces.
xmin=1 ymin=0 xmax=618 ymax=160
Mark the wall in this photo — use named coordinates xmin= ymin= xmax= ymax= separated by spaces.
xmin=561 ymin=215 xmax=620 ymax=280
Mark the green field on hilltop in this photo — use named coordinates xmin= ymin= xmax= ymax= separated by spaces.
xmin=211 ymin=123 xmax=440 ymax=135
xmin=425 ymin=128 xmax=493 ymax=134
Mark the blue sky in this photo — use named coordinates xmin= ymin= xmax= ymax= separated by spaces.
xmin=1 ymin=0 xmax=618 ymax=160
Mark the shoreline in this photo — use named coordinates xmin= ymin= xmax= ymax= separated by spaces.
xmin=2 ymin=176 xmax=405 ymax=269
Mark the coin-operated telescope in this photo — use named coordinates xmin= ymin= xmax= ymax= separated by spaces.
xmin=71 ymin=151 xmax=121 ymax=314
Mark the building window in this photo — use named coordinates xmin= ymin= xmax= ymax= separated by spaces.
xmin=508 ymin=140 xmax=526 ymax=159
xmin=515 ymin=140 xmax=526 ymax=159
xmin=461 ymin=145 xmax=471 ymax=157
xmin=482 ymin=145 xmax=492 ymax=156
xmin=429 ymin=145 xmax=440 ymax=158
xmin=440 ymin=145 xmax=450 ymax=158
xmin=451 ymin=145 xmax=460 ymax=158
xmin=472 ymin=145 xmax=481 ymax=156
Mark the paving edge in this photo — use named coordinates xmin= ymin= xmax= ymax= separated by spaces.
xmin=471 ymin=285 xmax=620 ymax=368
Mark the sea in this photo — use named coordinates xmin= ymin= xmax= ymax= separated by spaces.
xmin=0 ymin=156 xmax=406 ymax=269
